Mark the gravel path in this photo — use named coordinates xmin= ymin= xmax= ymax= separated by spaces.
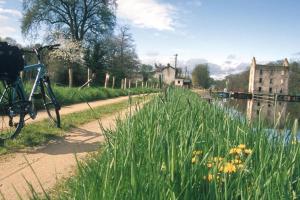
xmin=0 ymin=95 xmax=145 ymax=199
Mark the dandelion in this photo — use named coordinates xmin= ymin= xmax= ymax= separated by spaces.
xmin=192 ymin=157 xmax=197 ymax=164
xmin=244 ymin=149 xmax=253 ymax=154
xmin=231 ymin=159 xmax=242 ymax=164
xmin=238 ymin=144 xmax=246 ymax=149
xmin=203 ymin=174 xmax=214 ymax=182
xmin=213 ymin=157 xmax=223 ymax=162
xmin=222 ymin=162 xmax=237 ymax=173
xmin=193 ymin=150 xmax=203 ymax=156
xmin=229 ymin=148 xmax=242 ymax=154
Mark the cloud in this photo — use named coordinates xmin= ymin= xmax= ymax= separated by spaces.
xmin=0 ymin=14 xmax=8 ymax=20
xmin=117 ymin=0 xmax=175 ymax=31
xmin=0 ymin=7 xmax=22 ymax=17
xmin=146 ymin=51 xmax=160 ymax=57
xmin=0 ymin=26 xmax=16 ymax=35
xmin=227 ymin=54 xmax=237 ymax=60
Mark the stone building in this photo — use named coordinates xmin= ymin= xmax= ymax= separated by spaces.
xmin=247 ymin=57 xmax=290 ymax=128
xmin=154 ymin=64 xmax=176 ymax=85
xmin=248 ymin=57 xmax=289 ymax=94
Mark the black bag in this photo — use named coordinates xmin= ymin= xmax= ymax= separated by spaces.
xmin=0 ymin=42 xmax=24 ymax=81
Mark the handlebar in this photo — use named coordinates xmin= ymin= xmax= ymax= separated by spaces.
xmin=22 ymin=44 xmax=60 ymax=61
xmin=22 ymin=44 xmax=60 ymax=54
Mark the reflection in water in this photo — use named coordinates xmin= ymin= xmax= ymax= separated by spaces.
xmin=246 ymin=100 xmax=287 ymax=128
xmin=223 ymin=98 xmax=300 ymax=137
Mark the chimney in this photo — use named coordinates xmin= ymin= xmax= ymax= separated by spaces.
xmin=283 ymin=58 xmax=289 ymax=67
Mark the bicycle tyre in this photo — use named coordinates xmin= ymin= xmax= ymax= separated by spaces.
xmin=40 ymin=77 xmax=61 ymax=128
xmin=0 ymin=81 xmax=25 ymax=140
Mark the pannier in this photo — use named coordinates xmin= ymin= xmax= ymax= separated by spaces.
xmin=0 ymin=42 xmax=24 ymax=81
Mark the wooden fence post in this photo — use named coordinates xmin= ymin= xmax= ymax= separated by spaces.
xmin=112 ymin=76 xmax=115 ymax=89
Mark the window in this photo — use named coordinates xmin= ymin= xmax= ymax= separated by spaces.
xmin=260 ymin=69 xmax=263 ymax=75
xmin=269 ymin=87 xmax=272 ymax=93
xmin=270 ymin=79 xmax=273 ymax=84
xmin=258 ymin=87 xmax=262 ymax=92
xmin=268 ymin=103 xmax=271 ymax=107
xmin=178 ymin=80 xmax=180 ymax=84
xmin=257 ymin=102 xmax=261 ymax=106
xmin=280 ymin=89 xmax=283 ymax=93
xmin=259 ymin=78 xmax=262 ymax=83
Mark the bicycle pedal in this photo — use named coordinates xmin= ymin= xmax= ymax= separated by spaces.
xmin=32 ymin=93 xmax=43 ymax=99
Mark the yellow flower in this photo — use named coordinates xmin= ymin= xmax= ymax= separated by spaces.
xmin=244 ymin=149 xmax=252 ymax=154
xmin=222 ymin=163 xmax=237 ymax=173
xmin=207 ymin=163 xmax=213 ymax=168
xmin=193 ymin=150 xmax=203 ymax=156
xmin=213 ymin=157 xmax=223 ymax=162
xmin=203 ymin=174 xmax=214 ymax=182
xmin=231 ymin=159 xmax=242 ymax=164
xmin=229 ymin=148 xmax=242 ymax=154
xmin=192 ymin=157 xmax=197 ymax=164
xmin=292 ymin=140 xmax=298 ymax=145
xmin=207 ymin=174 xmax=214 ymax=181
xmin=238 ymin=144 xmax=246 ymax=149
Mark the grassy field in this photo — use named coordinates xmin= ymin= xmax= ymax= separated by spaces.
xmin=0 ymin=95 xmax=149 ymax=154
xmin=50 ymin=88 xmax=299 ymax=199
xmin=22 ymin=84 xmax=158 ymax=109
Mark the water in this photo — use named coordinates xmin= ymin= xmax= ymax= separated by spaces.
xmin=220 ymin=98 xmax=300 ymax=139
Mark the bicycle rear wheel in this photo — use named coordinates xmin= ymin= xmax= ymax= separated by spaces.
xmin=0 ymin=81 xmax=25 ymax=140
xmin=40 ymin=77 xmax=61 ymax=127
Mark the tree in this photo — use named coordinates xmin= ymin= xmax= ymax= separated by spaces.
xmin=192 ymin=64 xmax=211 ymax=89
xmin=109 ymin=26 xmax=139 ymax=85
xmin=83 ymin=42 xmax=109 ymax=85
xmin=22 ymin=0 xmax=116 ymax=42
xmin=50 ymin=38 xmax=83 ymax=87
xmin=139 ymin=64 xmax=153 ymax=81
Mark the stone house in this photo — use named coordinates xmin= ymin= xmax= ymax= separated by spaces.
xmin=154 ymin=64 xmax=176 ymax=85
xmin=248 ymin=57 xmax=289 ymax=94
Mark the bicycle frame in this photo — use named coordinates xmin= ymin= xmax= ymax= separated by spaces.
xmin=8 ymin=63 xmax=47 ymax=117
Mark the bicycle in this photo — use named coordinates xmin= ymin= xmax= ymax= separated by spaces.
xmin=0 ymin=44 xmax=61 ymax=141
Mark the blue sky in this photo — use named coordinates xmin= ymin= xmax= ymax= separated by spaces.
xmin=1 ymin=0 xmax=300 ymax=78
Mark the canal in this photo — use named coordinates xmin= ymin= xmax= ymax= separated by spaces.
xmin=220 ymin=98 xmax=300 ymax=138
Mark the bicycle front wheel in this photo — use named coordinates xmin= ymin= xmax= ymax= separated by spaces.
xmin=0 ymin=81 xmax=25 ymax=140
xmin=40 ymin=77 xmax=61 ymax=128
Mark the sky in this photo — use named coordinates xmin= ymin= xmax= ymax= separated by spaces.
xmin=1 ymin=0 xmax=300 ymax=79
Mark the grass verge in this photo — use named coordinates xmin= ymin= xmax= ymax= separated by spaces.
xmin=0 ymin=95 xmax=149 ymax=155
xmin=50 ymin=88 xmax=299 ymax=199
xmin=25 ymin=84 xmax=159 ymax=108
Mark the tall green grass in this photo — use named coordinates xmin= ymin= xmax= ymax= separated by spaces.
xmin=48 ymin=89 xmax=300 ymax=199
xmin=22 ymin=84 xmax=158 ymax=107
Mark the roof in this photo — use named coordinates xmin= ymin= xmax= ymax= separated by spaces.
xmin=155 ymin=64 xmax=175 ymax=72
